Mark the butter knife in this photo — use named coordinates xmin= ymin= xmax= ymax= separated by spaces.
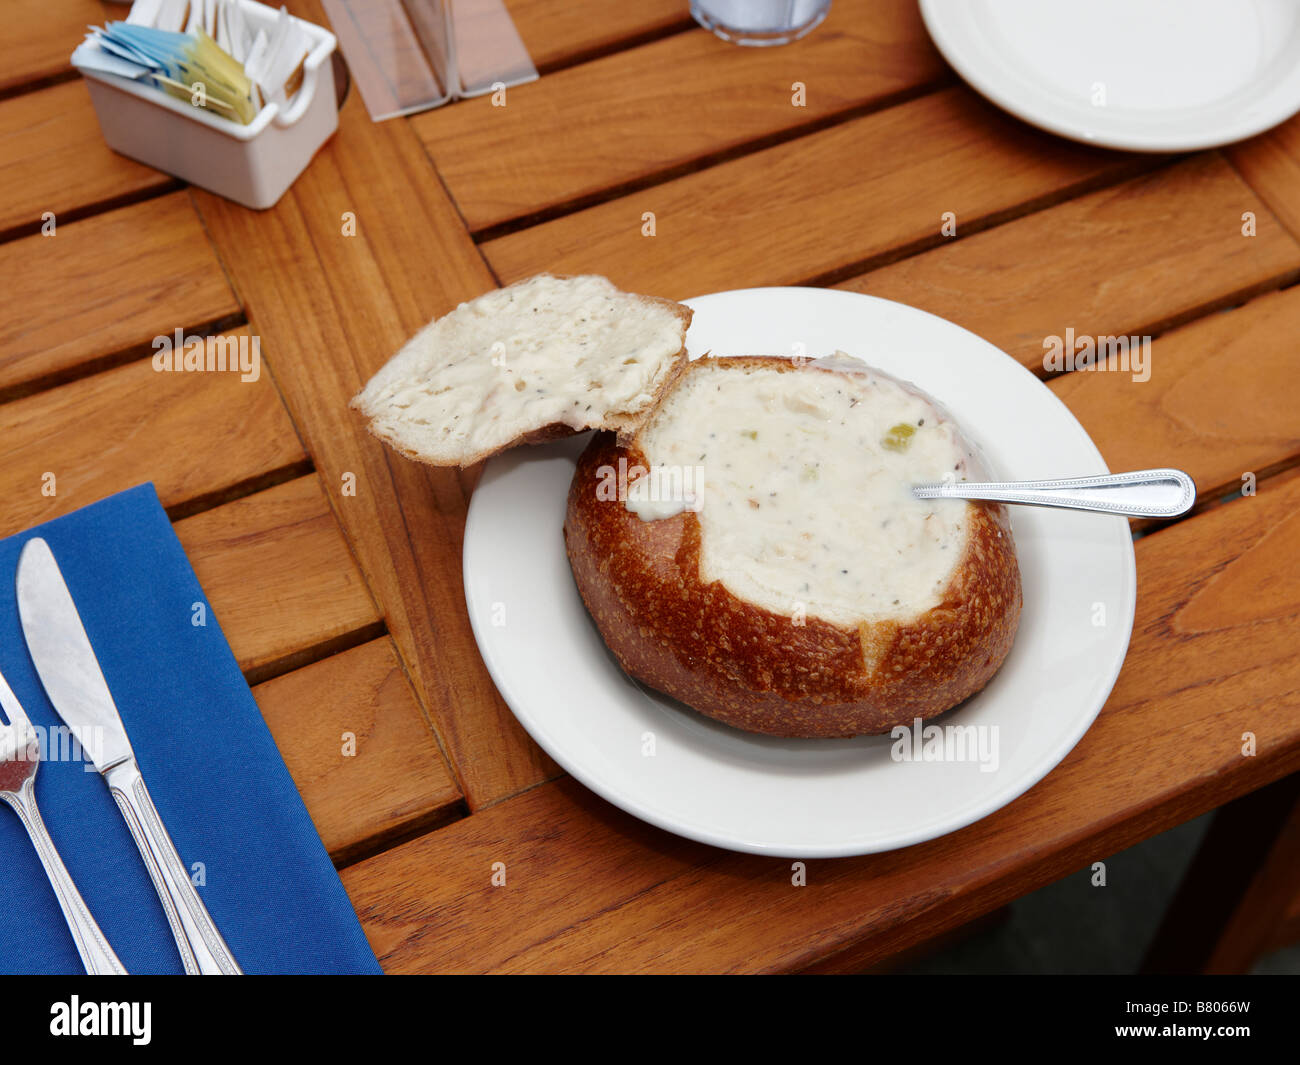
xmin=15 ymin=537 xmax=241 ymax=975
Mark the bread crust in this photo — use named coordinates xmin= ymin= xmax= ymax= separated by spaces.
xmin=350 ymin=281 xmax=693 ymax=469
xmin=563 ymin=423 xmax=1022 ymax=739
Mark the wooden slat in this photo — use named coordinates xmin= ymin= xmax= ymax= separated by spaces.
xmin=0 ymin=328 xmax=307 ymax=537
xmin=175 ymin=475 xmax=381 ymax=682
xmin=824 ymin=906 xmax=1011 ymax=975
xmin=1267 ymin=889 xmax=1300 ymax=952
xmin=191 ymin=6 xmax=557 ymax=808
xmin=1051 ymin=283 xmax=1300 ymax=500
xmin=481 ymin=87 xmax=1145 ymax=299
xmin=1228 ymin=112 xmax=1300 ymax=243
xmin=806 ymin=905 xmax=1013 ymax=975
xmin=0 ymin=192 xmax=241 ymax=398
xmin=2 ymin=0 xmax=112 ymax=94
xmin=253 ymin=638 xmax=463 ymax=864
xmin=343 ymin=477 xmax=1300 ymax=972
xmin=0 ymin=80 xmax=174 ymax=239
xmin=1141 ymin=774 xmax=1300 ymax=973
xmin=415 ymin=0 xmax=947 ymax=232
xmin=839 ymin=153 xmax=1300 ymax=371
xmin=348 ymin=776 xmax=707 ymax=972
xmin=505 ymin=0 xmax=691 ymax=71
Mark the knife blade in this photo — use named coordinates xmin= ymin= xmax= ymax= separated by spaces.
xmin=16 ymin=537 xmax=241 ymax=975
xmin=13 ymin=541 xmax=134 ymax=774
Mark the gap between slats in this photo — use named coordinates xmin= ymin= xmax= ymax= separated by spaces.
xmin=0 ymin=179 xmax=184 ymax=248
xmin=467 ymin=75 xmax=957 ymax=244
xmin=0 ymin=310 xmax=247 ymax=406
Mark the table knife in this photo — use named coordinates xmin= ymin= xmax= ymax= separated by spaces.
xmin=15 ymin=537 xmax=241 ymax=975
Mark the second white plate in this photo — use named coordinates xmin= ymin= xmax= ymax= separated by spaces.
xmin=463 ymin=288 xmax=1136 ymax=857
xmin=920 ymin=0 xmax=1300 ymax=151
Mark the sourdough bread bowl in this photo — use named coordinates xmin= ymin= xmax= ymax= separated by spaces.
xmin=352 ymin=272 xmax=1021 ymax=740
xmin=563 ymin=354 xmax=1022 ymax=738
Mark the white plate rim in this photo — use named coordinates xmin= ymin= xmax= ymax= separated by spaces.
xmin=463 ymin=287 xmax=1137 ymax=857
xmin=918 ymin=0 xmax=1300 ymax=152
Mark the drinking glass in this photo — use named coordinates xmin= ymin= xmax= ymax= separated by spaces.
xmin=690 ymin=0 xmax=832 ymax=46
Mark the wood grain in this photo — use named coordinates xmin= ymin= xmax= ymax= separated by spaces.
xmin=415 ymin=0 xmax=946 ymax=232
xmin=0 ymin=80 xmax=174 ymax=239
xmin=1228 ymin=113 xmax=1300 ymax=244
xmin=840 ymin=154 xmax=1300 ymax=371
xmin=0 ymin=328 xmax=307 ymax=537
xmin=175 ymin=476 xmax=381 ymax=683
xmin=253 ymin=638 xmax=463 ymax=864
xmin=2 ymin=0 xmax=113 ymax=94
xmin=481 ymin=87 xmax=1145 ymax=300
xmin=191 ymin=13 xmax=558 ymax=809
xmin=1051 ymin=282 xmax=1300 ymax=501
xmin=505 ymin=0 xmax=691 ymax=71
xmin=343 ymin=477 xmax=1300 ymax=972
xmin=0 ymin=192 xmax=240 ymax=398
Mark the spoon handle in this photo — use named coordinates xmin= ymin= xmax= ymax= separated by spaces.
xmin=912 ymin=468 xmax=1196 ymax=518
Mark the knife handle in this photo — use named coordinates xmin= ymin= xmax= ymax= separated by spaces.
xmin=105 ymin=761 xmax=242 ymax=975
xmin=3 ymin=779 xmax=128 ymax=975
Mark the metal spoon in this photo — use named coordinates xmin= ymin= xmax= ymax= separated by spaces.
xmin=912 ymin=468 xmax=1196 ymax=518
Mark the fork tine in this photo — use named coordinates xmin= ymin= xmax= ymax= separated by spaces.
xmin=0 ymin=665 xmax=32 ymax=729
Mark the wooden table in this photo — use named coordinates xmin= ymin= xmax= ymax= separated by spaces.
xmin=5 ymin=0 xmax=1299 ymax=974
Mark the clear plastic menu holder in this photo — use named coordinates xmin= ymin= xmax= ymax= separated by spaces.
xmin=319 ymin=0 xmax=536 ymax=120
xmin=450 ymin=0 xmax=536 ymax=97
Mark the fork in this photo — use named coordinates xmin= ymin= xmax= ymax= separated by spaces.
xmin=0 ymin=666 xmax=126 ymax=975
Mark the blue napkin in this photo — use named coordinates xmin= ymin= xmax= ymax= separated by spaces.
xmin=0 ymin=485 xmax=381 ymax=974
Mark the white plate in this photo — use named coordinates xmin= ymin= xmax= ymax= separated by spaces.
xmin=463 ymin=288 xmax=1136 ymax=857
xmin=919 ymin=0 xmax=1300 ymax=151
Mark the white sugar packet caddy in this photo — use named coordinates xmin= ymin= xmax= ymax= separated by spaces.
xmin=77 ymin=0 xmax=338 ymax=210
